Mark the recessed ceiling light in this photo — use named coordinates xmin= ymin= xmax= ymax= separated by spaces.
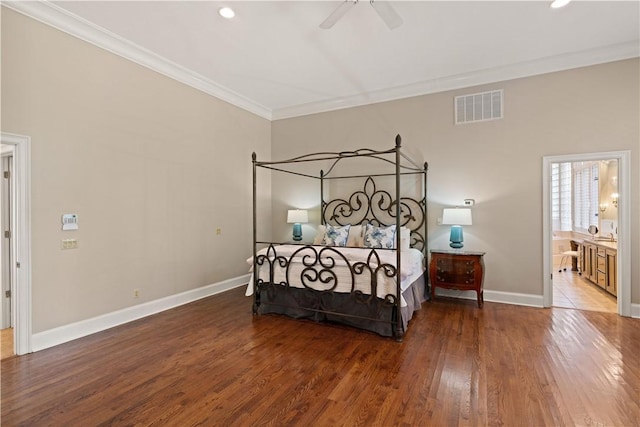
xmin=218 ymin=7 xmax=235 ymax=19
xmin=550 ymin=0 xmax=571 ymax=9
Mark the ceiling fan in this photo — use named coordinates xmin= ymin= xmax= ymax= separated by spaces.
xmin=320 ymin=0 xmax=403 ymax=30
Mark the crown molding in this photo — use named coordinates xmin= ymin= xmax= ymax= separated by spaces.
xmin=4 ymin=1 xmax=638 ymax=122
xmin=3 ymin=0 xmax=273 ymax=120
xmin=271 ymin=41 xmax=640 ymax=120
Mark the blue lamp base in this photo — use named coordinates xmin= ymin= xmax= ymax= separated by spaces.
xmin=449 ymin=225 xmax=464 ymax=249
xmin=292 ymin=223 xmax=302 ymax=241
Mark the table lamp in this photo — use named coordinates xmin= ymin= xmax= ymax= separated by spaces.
xmin=287 ymin=209 xmax=308 ymax=241
xmin=442 ymin=208 xmax=472 ymax=249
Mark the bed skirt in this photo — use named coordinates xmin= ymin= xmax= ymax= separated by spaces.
xmin=255 ymin=272 xmax=428 ymax=338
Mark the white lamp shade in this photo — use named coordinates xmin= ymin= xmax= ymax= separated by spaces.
xmin=442 ymin=208 xmax=472 ymax=226
xmin=287 ymin=209 xmax=308 ymax=224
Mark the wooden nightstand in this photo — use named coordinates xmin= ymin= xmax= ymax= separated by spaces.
xmin=429 ymin=249 xmax=486 ymax=308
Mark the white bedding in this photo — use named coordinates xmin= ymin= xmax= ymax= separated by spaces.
xmin=246 ymin=245 xmax=424 ymax=307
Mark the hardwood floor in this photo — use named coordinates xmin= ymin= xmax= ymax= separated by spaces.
xmin=1 ymin=327 xmax=13 ymax=360
xmin=2 ymin=287 xmax=639 ymax=426
xmin=553 ymin=269 xmax=617 ymax=313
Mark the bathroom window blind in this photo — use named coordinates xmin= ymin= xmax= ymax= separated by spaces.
xmin=551 ymin=162 xmax=572 ymax=231
xmin=572 ymin=162 xmax=599 ymax=234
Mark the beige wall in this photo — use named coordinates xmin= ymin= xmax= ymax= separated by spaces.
xmin=2 ymin=7 xmax=638 ymax=337
xmin=1 ymin=8 xmax=271 ymax=332
xmin=272 ymin=59 xmax=639 ymax=303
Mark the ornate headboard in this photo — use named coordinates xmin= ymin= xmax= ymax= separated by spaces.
xmin=322 ymin=176 xmax=426 ymax=251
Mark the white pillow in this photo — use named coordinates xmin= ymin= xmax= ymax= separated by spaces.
xmin=363 ymin=224 xmax=397 ymax=249
xmin=346 ymin=225 xmax=364 ymax=247
xmin=313 ymin=225 xmax=326 ymax=245
xmin=400 ymin=227 xmax=411 ymax=251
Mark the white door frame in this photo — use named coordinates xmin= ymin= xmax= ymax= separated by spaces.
xmin=1 ymin=133 xmax=32 ymax=354
xmin=542 ymin=150 xmax=631 ymax=316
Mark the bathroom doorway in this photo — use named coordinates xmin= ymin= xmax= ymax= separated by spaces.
xmin=542 ymin=151 xmax=630 ymax=316
xmin=551 ymin=159 xmax=618 ymax=312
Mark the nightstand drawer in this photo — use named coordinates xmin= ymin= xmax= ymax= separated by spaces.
xmin=435 ymin=258 xmax=477 ymax=286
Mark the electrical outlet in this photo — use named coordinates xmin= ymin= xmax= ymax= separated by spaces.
xmin=216 ymin=228 xmax=222 ymax=235
xmin=134 ymin=289 xmax=139 ymax=298
xmin=61 ymin=239 xmax=78 ymax=249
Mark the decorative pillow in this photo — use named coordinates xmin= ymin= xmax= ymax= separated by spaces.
xmin=400 ymin=227 xmax=411 ymax=251
xmin=346 ymin=225 xmax=364 ymax=247
xmin=363 ymin=224 xmax=397 ymax=249
xmin=313 ymin=225 xmax=326 ymax=245
xmin=322 ymin=224 xmax=351 ymax=247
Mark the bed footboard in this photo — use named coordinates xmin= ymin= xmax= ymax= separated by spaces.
xmin=252 ymin=244 xmax=425 ymax=339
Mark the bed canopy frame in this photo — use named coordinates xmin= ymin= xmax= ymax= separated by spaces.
xmin=251 ymin=134 xmax=428 ymax=340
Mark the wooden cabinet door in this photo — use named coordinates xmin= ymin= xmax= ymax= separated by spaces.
xmin=596 ymin=248 xmax=607 ymax=289
xmin=578 ymin=243 xmax=586 ymax=274
xmin=584 ymin=244 xmax=597 ymax=281
xmin=605 ymin=250 xmax=617 ymax=296
xmin=590 ymin=245 xmax=598 ymax=281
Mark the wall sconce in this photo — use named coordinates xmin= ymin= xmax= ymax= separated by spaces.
xmin=611 ymin=193 xmax=619 ymax=208
xmin=599 ymin=203 xmax=608 ymax=213
xmin=442 ymin=208 xmax=472 ymax=249
xmin=287 ymin=209 xmax=308 ymax=241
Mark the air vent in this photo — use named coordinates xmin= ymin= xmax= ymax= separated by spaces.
xmin=455 ymin=89 xmax=503 ymax=125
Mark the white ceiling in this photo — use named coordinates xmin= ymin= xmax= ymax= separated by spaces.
xmin=8 ymin=1 xmax=640 ymax=120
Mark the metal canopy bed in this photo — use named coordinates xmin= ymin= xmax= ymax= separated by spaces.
xmin=249 ymin=135 xmax=429 ymax=340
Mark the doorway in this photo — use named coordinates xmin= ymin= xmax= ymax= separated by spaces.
xmin=0 ymin=133 xmax=32 ymax=355
xmin=551 ymin=159 xmax=618 ymax=312
xmin=1 ymin=147 xmax=15 ymax=358
xmin=542 ymin=151 xmax=631 ymax=316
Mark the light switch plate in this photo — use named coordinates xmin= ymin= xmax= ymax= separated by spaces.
xmin=61 ymin=239 xmax=78 ymax=249
xmin=62 ymin=214 xmax=79 ymax=230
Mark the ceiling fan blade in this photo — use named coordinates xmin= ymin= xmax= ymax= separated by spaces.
xmin=320 ymin=0 xmax=357 ymax=29
xmin=370 ymin=0 xmax=403 ymax=30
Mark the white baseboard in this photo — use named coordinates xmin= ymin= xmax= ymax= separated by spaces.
xmin=436 ymin=289 xmax=640 ymax=319
xmin=32 ymin=274 xmax=250 ymax=352
xmin=434 ymin=288 xmax=544 ymax=308
xmin=31 ymin=280 xmax=637 ymax=352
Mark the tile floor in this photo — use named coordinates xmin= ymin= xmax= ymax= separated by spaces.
xmin=553 ymin=268 xmax=617 ymax=313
